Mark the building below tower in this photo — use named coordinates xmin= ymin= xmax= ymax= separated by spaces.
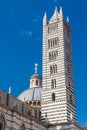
xmin=0 ymin=89 xmax=84 ymax=130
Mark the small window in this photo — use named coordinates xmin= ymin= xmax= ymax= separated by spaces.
xmin=54 ymin=79 xmax=56 ymax=88
xmin=36 ymin=80 xmax=38 ymax=85
xmin=52 ymin=93 xmax=55 ymax=101
xmin=51 ymin=79 xmax=56 ymax=89
xmin=48 ymin=40 xmax=50 ymax=49
xmin=51 ymin=80 xmax=54 ymax=88
xmin=0 ymin=96 xmax=1 ymax=101
xmin=56 ymin=51 xmax=58 ymax=56
xmin=49 ymin=53 xmax=51 ymax=61
xmin=70 ymin=95 xmax=72 ymax=104
xmin=53 ymin=39 xmax=55 ymax=47
xmin=50 ymin=66 xmax=53 ymax=74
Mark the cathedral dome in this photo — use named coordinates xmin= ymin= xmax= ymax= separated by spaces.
xmin=18 ymin=87 xmax=41 ymax=102
xmin=18 ymin=64 xmax=42 ymax=102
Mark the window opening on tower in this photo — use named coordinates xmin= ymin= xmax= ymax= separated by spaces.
xmin=50 ymin=65 xmax=57 ymax=74
xmin=52 ymin=93 xmax=55 ymax=101
xmin=48 ymin=37 xmax=59 ymax=49
xmin=51 ymin=79 xmax=56 ymax=88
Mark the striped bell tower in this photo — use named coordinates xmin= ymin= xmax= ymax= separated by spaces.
xmin=41 ymin=7 xmax=76 ymax=124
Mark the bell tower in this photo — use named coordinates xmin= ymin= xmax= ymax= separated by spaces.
xmin=41 ymin=7 xmax=76 ymax=124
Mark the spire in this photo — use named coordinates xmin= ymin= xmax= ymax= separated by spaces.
xmin=55 ymin=6 xmax=57 ymax=11
xmin=8 ymin=86 xmax=12 ymax=94
xmin=43 ymin=12 xmax=47 ymax=25
xmin=67 ymin=16 xmax=69 ymax=23
xmin=43 ymin=12 xmax=47 ymax=19
xmin=35 ymin=63 xmax=38 ymax=74
xmin=60 ymin=6 xmax=63 ymax=14
xmin=59 ymin=6 xmax=63 ymax=20
xmin=49 ymin=6 xmax=58 ymax=24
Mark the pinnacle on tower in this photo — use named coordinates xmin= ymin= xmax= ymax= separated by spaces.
xmin=8 ymin=86 xmax=12 ymax=94
xmin=67 ymin=16 xmax=69 ymax=23
xmin=59 ymin=6 xmax=63 ymax=14
xmin=54 ymin=6 xmax=58 ymax=17
xmin=43 ymin=12 xmax=47 ymax=25
xmin=49 ymin=6 xmax=58 ymax=23
xmin=55 ymin=6 xmax=58 ymax=11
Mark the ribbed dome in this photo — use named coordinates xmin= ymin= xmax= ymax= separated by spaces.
xmin=18 ymin=87 xmax=42 ymax=102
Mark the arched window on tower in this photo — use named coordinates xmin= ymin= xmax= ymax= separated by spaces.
xmin=51 ymin=40 xmax=52 ymax=48
xmin=56 ymin=51 xmax=58 ymax=57
xmin=50 ymin=66 xmax=53 ymax=74
xmin=51 ymin=79 xmax=56 ymax=89
xmin=51 ymin=79 xmax=54 ymax=88
xmin=54 ymin=65 xmax=57 ymax=73
xmin=48 ymin=40 xmax=50 ymax=49
xmin=56 ymin=37 xmax=59 ymax=46
xmin=54 ymin=65 xmax=56 ymax=73
xmin=49 ymin=51 xmax=58 ymax=62
xmin=55 ymin=38 xmax=57 ymax=46
xmin=49 ymin=53 xmax=51 ymax=61
xmin=52 ymin=93 xmax=55 ymax=101
xmin=54 ymin=52 xmax=56 ymax=60
xmin=70 ymin=95 xmax=73 ymax=104
xmin=50 ymin=65 xmax=57 ymax=74
xmin=52 ymin=53 xmax=54 ymax=60
xmin=53 ymin=39 xmax=55 ymax=47
xmin=54 ymin=79 xmax=56 ymax=88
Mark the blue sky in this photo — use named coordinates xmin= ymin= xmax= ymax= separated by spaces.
xmin=0 ymin=0 xmax=87 ymax=126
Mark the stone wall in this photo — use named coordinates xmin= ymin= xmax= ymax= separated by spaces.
xmin=0 ymin=89 xmax=46 ymax=130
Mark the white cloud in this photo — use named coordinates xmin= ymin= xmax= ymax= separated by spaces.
xmin=50 ymin=0 xmax=57 ymax=3
xmin=33 ymin=18 xmax=38 ymax=23
xmin=21 ymin=30 xmax=32 ymax=36
xmin=54 ymin=0 xmax=57 ymax=2
xmin=27 ymin=31 xmax=32 ymax=36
